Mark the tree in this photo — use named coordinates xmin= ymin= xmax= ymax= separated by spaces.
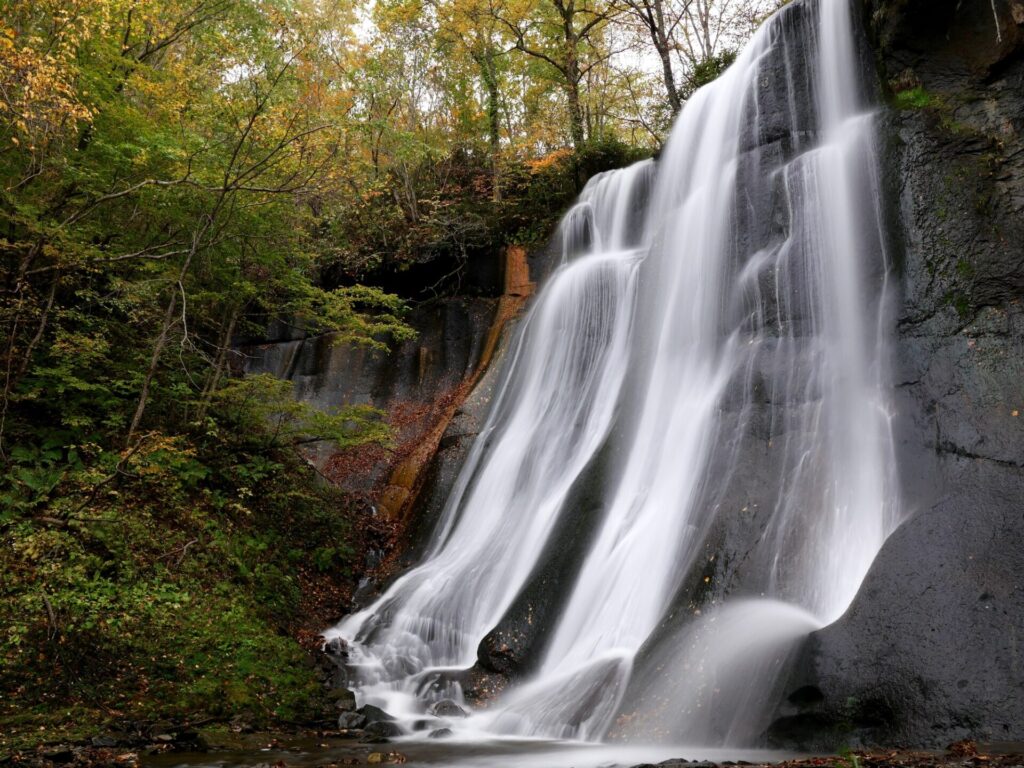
xmin=677 ymin=0 xmax=781 ymax=88
xmin=493 ymin=0 xmax=624 ymax=147
xmin=432 ymin=0 xmax=510 ymax=198
xmin=0 ymin=0 xmax=413 ymax=457
xmin=614 ymin=0 xmax=691 ymax=113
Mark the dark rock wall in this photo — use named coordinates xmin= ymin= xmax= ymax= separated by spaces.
xmin=770 ymin=0 xmax=1024 ymax=749
xmin=238 ymin=297 xmax=496 ymax=488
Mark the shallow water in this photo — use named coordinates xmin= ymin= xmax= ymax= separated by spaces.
xmin=141 ymin=736 xmax=805 ymax=768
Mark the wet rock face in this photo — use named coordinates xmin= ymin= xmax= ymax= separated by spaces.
xmin=775 ymin=457 xmax=1024 ymax=749
xmin=866 ymin=0 xmax=1024 ymax=80
xmin=770 ymin=0 xmax=1024 ymax=749
xmin=387 ymin=321 xmax=516 ymax=568
xmin=475 ymin=435 xmax=616 ymax=680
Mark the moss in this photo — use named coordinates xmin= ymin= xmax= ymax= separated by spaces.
xmin=955 ymin=294 xmax=972 ymax=320
xmin=943 ymin=290 xmax=972 ymax=320
xmin=939 ymin=115 xmax=977 ymax=137
xmin=892 ymin=86 xmax=935 ymax=110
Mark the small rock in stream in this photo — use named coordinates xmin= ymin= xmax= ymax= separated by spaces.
xmin=172 ymin=730 xmax=209 ymax=751
xmin=366 ymin=752 xmax=406 ymax=764
xmin=428 ymin=699 xmax=467 ymax=718
xmin=337 ymin=712 xmax=367 ymax=730
xmin=329 ymin=688 xmax=358 ymax=711
xmin=360 ymin=721 xmax=403 ymax=743
xmin=427 ymin=728 xmax=453 ymax=739
xmin=357 ymin=705 xmax=396 ymax=723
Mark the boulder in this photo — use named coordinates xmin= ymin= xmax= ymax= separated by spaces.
xmin=337 ymin=711 xmax=367 ymax=730
xmin=360 ymin=720 xmax=403 ymax=743
xmin=358 ymin=704 xmax=397 ymax=724
xmin=329 ymin=687 xmax=358 ymax=712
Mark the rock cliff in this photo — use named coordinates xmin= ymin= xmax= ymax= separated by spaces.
xmin=770 ymin=0 xmax=1024 ymax=749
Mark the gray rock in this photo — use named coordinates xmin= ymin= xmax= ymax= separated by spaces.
xmin=428 ymin=728 xmax=453 ymax=739
xmin=323 ymin=636 xmax=348 ymax=660
xmin=429 ymin=699 xmax=468 ymax=718
xmin=322 ymin=638 xmax=350 ymax=689
xmin=360 ymin=720 xmax=403 ymax=743
xmin=337 ymin=711 xmax=367 ymax=730
xmin=330 ymin=687 xmax=357 ymax=712
xmin=358 ymin=704 xmax=396 ymax=723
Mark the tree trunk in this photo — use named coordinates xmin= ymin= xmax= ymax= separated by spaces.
xmin=15 ymin=273 xmax=58 ymax=380
xmin=656 ymin=34 xmax=681 ymax=112
xmin=560 ymin=4 xmax=586 ymax=150
xmin=196 ymin=304 xmax=240 ymax=420
xmin=0 ymin=244 xmax=46 ymax=455
xmin=566 ymin=76 xmax=585 ymax=149
xmin=482 ymin=52 xmax=502 ymax=202
xmin=126 ymin=221 xmax=207 ymax=446
xmin=126 ymin=286 xmax=178 ymax=445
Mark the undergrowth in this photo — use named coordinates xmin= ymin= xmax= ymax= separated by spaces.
xmin=0 ymin=385 xmax=375 ymax=753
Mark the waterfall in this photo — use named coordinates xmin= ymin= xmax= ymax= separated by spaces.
xmin=327 ymin=0 xmax=901 ymax=747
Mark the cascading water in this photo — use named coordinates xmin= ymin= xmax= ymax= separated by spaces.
xmin=332 ymin=159 xmax=653 ymax=721
xmin=327 ymin=0 xmax=901 ymax=748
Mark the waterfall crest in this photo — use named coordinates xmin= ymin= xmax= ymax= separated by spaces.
xmin=327 ymin=0 xmax=901 ymax=746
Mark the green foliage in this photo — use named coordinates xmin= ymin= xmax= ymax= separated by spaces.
xmin=893 ymin=86 xmax=935 ymax=110
xmin=835 ymin=746 xmax=862 ymax=768
xmin=0 ymin=417 xmax=358 ymax=747
xmin=0 ymin=0 xmax=659 ymax=744
xmin=0 ymin=0 xmax=416 ymax=464
xmin=496 ymin=139 xmax=652 ymax=247
xmin=0 ymin=0 xmax=763 ymax=747
xmin=0 ymin=10 xmax=410 ymax=745
xmin=322 ymin=138 xmax=652 ymax=285
xmin=683 ymin=51 xmax=739 ymax=98
xmin=211 ymin=374 xmax=391 ymax=450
